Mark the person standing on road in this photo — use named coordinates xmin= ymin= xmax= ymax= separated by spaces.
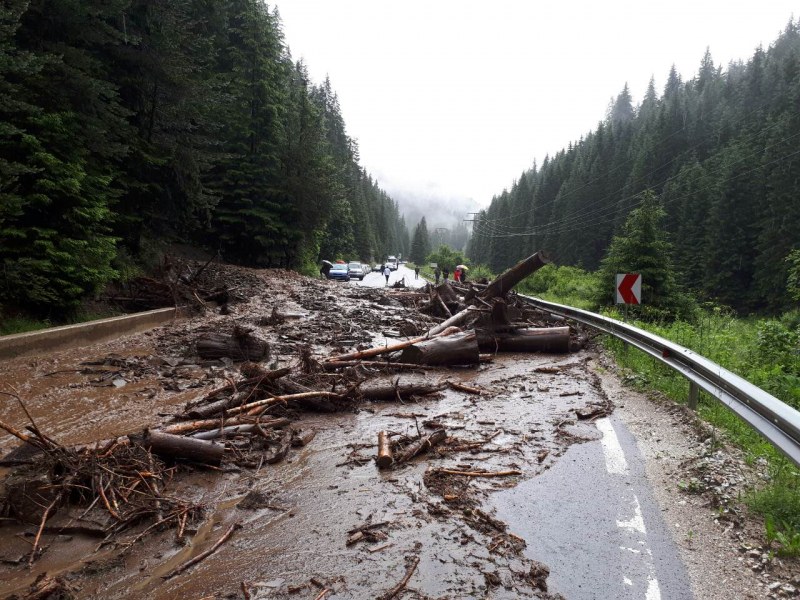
xmin=434 ymin=266 xmax=441 ymax=284
xmin=414 ymin=266 xmax=420 ymax=279
xmin=383 ymin=265 xmax=391 ymax=286
xmin=443 ymin=268 xmax=449 ymax=281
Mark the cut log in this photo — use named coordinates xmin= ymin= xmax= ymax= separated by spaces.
xmin=195 ymin=327 xmax=270 ymax=362
xmin=477 ymin=326 xmax=571 ymax=353
xmin=399 ymin=331 xmax=480 ymax=366
xmin=325 ymin=324 xmax=462 ymax=363
xmin=480 ymin=251 xmax=550 ymax=299
xmin=355 ymin=381 xmax=447 ymax=401
xmin=376 ymin=431 xmax=393 ymax=469
xmin=395 ymin=429 xmax=447 ymax=463
xmin=190 ymin=418 xmax=290 ymax=440
xmin=427 ymin=307 xmax=482 ymax=337
xmin=183 ymin=390 xmax=252 ymax=420
xmin=142 ymin=430 xmax=224 ymax=466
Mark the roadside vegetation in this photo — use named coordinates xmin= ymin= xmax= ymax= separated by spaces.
xmin=513 ymin=258 xmax=800 ymax=554
xmin=464 ymin=193 xmax=800 ymax=555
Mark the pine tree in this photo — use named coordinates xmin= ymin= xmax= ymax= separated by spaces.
xmin=410 ymin=217 xmax=431 ymax=264
xmin=596 ymin=191 xmax=682 ymax=316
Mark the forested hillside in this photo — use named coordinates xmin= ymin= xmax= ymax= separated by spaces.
xmin=0 ymin=0 xmax=408 ymax=316
xmin=468 ymin=19 xmax=800 ymax=314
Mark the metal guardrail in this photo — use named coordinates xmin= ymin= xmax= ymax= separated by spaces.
xmin=519 ymin=295 xmax=800 ymax=467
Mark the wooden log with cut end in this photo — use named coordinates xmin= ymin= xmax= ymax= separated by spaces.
xmin=399 ymin=331 xmax=480 ymax=366
xmin=477 ymin=326 xmax=571 ymax=354
xmin=142 ymin=430 xmax=225 ymax=466
xmin=480 ymin=251 xmax=550 ymax=299
xmin=377 ymin=431 xmax=393 ymax=469
xmin=195 ymin=327 xmax=270 ymax=362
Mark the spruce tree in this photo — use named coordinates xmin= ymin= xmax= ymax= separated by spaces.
xmin=410 ymin=217 xmax=431 ymax=264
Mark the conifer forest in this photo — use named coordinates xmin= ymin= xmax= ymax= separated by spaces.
xmin=0 ymin=0 xmax=409 ymax=316
xmin=2 ymin=2 xmax=800 ymax=318
xmin=468 ymin=20 xmax=800 ymax=314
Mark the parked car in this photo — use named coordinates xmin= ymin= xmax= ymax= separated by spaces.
xmin=327 ymin=263 xmax=350 ymax=282
xmin=347 ymin=261 xmax=366 ymax=280
xmin=373 ymin=263 xmax=382 ymax=272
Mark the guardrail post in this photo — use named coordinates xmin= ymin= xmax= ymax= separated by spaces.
xmin=688 ymin=382 xmax=699 ymax=411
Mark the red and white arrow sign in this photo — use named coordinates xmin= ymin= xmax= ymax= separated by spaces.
xmin=616 ymin=273 xmax=641 ymax=304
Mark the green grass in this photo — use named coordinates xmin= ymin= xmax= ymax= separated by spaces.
xmin=602 ymin=309 xmax=800 ymax=555
xmin=0 ymin=316 xmax=54 ymax=336
xmin=1 ymin=307 xmax=123 ymax=336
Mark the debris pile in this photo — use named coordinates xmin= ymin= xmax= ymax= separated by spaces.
xmin=0 ymin=251 xmax=586 ymax=596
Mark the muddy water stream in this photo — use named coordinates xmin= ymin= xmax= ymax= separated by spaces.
xmin=1 ymin=269 xmax=606 ymax=599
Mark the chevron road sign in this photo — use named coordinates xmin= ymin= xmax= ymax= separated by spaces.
xmin=616 ymin=273 xmax=642 ymax=304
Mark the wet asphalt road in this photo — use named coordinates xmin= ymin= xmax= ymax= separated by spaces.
xmin=493 ymin=414 xmax=693 ymax=599
xmin=356 ymin=263 xmax=426 ymax=290
xmin=360 ymin=267 xmax=693 ymax=599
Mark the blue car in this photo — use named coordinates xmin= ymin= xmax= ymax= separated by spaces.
xmin=328 ymin=263 xmax=350 ymax=282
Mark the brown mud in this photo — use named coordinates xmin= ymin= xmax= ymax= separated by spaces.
xmin=0 ymin=265 xmax=640 ymax=598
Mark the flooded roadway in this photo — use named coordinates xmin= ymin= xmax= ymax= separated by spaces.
xmin=0 ymin=266 xmax=700 ymax=598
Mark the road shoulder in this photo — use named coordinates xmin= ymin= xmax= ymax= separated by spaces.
xmin=593 ymin=354 xmax=798 ymax=599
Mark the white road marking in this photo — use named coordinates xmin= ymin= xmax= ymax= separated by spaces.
xmin=597 ymin=417 xmax=663 ymax=600
xmin=596 ymin=417 xmax=629 ymax=475
xmin=646 ymin=577 xmax=662 ymax=600
xmin=617 ymin=494 xmax=647 ymax=534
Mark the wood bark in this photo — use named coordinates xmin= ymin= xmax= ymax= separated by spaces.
xmin=427 ymin=307 xmax=482 ymax=337
xmin=325 ymin=324 xmax=462 ymax=363
xmin=480 ymin=251 xmax=550 ymax=299
xmin=395 ymin=428 xmax=447 ymax=463
xmin=190 ymin=418 xmax=290 ymax=440
xmin=354 ymin=382 xmax=446 ymax=401
xmin=195 ymin=329 xmax=269 ymax=362
xmin=477 ymin=326 xmax=571 ymax=353
xmin=376 ymin=431 xmax=393 ymax=469
xmin=143 ymin=430 xmax=224 ymax=466
xmin=399 ymin=331 xmax=480 ymax=366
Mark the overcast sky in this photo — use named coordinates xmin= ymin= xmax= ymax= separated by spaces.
xmin=274 ymin=1 xmax=796 ymax=217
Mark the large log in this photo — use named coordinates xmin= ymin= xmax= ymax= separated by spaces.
xmin=195 ymin=328 xmax=270 ymax=362
xmin=355 ymin=381 xmax=447 ymax=401
xmin=325 ymin=324 xmax=462 ymax=364
xmin=477 ymin=326 xmax=571 ymax=353
xmin=427 ymin=307 xmax=482 ymax=337
xmin=399 ymin=331 xmax=480 ymax=366
xmin=480 ymin=251 xmax=550 ymax=299
xmin=142 ymin=430 xmax=224 ymax=466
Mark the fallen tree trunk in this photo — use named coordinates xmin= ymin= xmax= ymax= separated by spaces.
xmin=190 ymin=418 xmax=290 ymax=440
xmin=355 ymin=381 xmax=447 ymax=401
xmin=477 ymin=326 xmax=571 ymax=353
xmin=480 ymin=251 xmax=550 ymax=299
xmin=399 ymin=331 xmax=480 ymax=366
xmin=427 ymin=307 xmax=483 ymax=337
xmin=325 ymin=325 xmax=462 ymax=363
xmin=195 ymin=328 xmax=270 ymax=362
xmin=142 ymin=430 xmax=224 ymax=466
